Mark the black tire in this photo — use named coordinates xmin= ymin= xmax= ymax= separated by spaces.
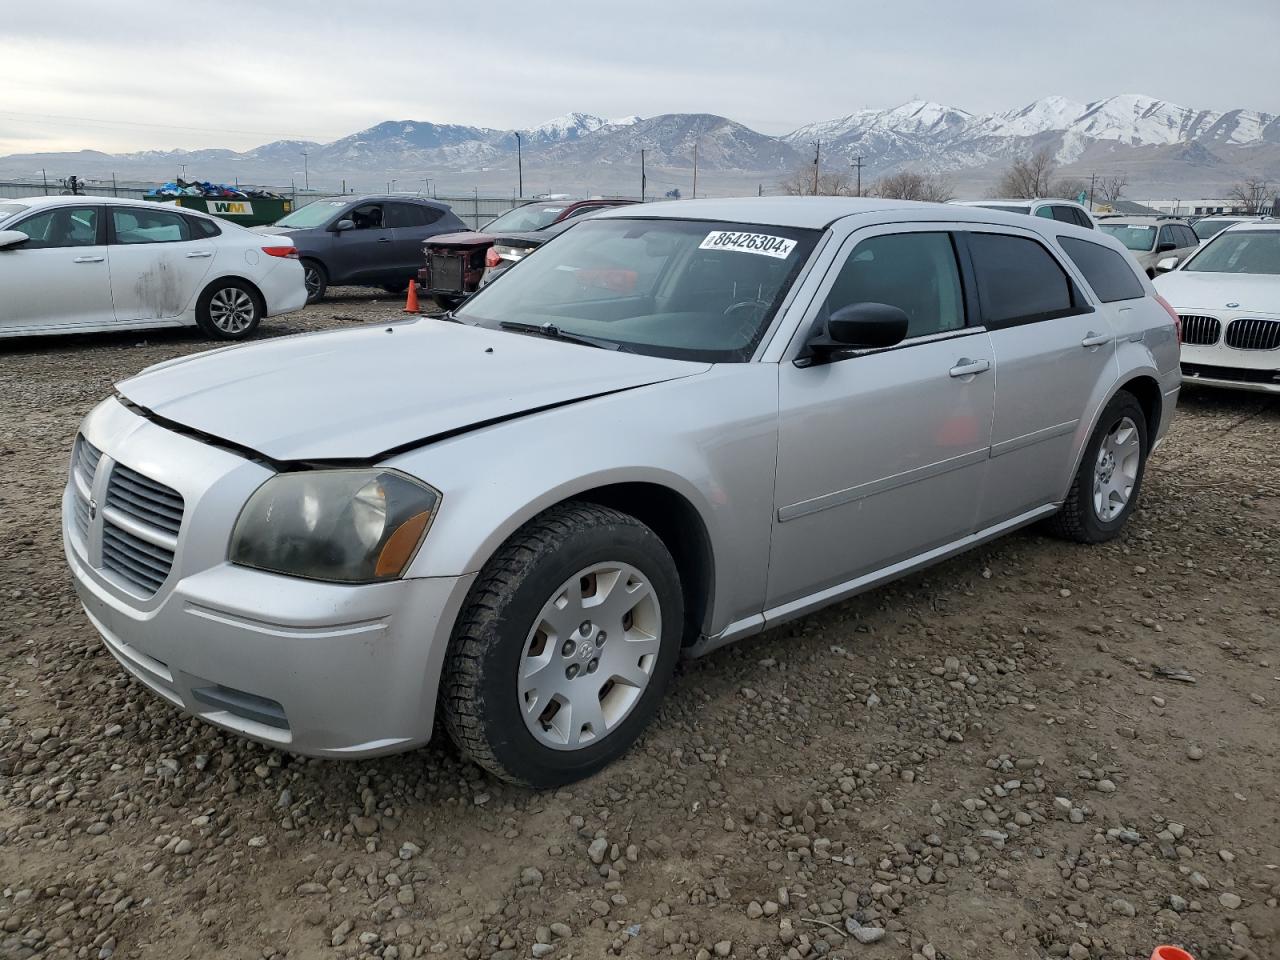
xmin=442 ymin=501 xmax=684 ymax=788
xmin=1047 ymin=391 xmax=1149 ymax=543
xmin=382 ymin=281 xmax=411 ymax=295
xmin=301 ymin=259 xmax=327 ymax=303
xmin=195 ymin=279 xmax=263 ymax=341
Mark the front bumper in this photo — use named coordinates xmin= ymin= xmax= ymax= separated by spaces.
xmin=63 ymin=398 xmax=475 ymax=758
xmin=1180 ymin=363 xmax=1280 ymax=394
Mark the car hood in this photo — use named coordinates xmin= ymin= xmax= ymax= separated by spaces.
xmin=425 ymin=231 xmax=493 ymax=249
xmin=1154 ymin=271 xmax=1280 ymax=315
xmin=116 ymin=320 xmax=709 ymax=462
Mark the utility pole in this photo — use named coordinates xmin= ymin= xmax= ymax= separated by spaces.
xmin=112 ymin=172 xmax=118 ymax=197
xmin=179 ymin=163 xmax=187 ymax=181
xmin=301 ymin=150 xmax=309 ymax=191
xmin=758 ymin=183 xmax=763 ymax=197
xmin=1088 ymin=171 xmax=1097 ymax=211
xmin=811 ymin=141 xmax=821 ymax=195
xmin=851 ymin=156 xmax=864 ymax=197
xmin=691 ymin=141 xmax=698 ymax=200
xmin=515 ymin=132 xmax=523 ymax=198
xmin=640 ymin=149 xmax=647 ymax=202
xmin=41 ymin=168 xmax=48 ymax=196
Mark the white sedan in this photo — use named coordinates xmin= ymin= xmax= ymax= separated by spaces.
xmin=1155 ymin=221 xmax=1280 ymax=393
xmin=0 ymin=196 xmax=307 ymax=340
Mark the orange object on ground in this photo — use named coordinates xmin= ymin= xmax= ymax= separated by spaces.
xmin=1151 ymin=947 xmax=1194 ymax=960
xmin=403 ymin=281 xmax=420 ymax=313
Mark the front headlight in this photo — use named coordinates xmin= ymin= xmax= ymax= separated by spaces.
xmin=229 ymin=469 xmax=440 ymax=583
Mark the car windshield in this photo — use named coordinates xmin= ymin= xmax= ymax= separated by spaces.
xmin=455 ymin=218 xmax=820 ymax=362
xmin=483 ymin=203 xmax=570 ymax=233
xmin=1184 ymin=231 xmax=1280 ymax=275
xmin=0 ymin=202 xmax=30 ymax=224
xmin=274 ymin=199 xmax=349 ymax=229
xmin=1193 ymin=219 xmax=1240 ymax=240
xmin=977 ymin=203 xmax=1031 ymax=215
xmin=1099 ymin=224 xmax=1156 ymax=251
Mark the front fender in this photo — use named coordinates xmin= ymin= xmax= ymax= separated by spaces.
xmin=388 ymin=365 xmax=781 ymax=638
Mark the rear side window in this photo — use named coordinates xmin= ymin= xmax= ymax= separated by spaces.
xmin=1051 ymin=206 xmax=1077 ymax=224
xmin=113 ymin=208 xmax=190 ymax=244
xmin=1073 ymin=208 xmax=1094 ymax=229
xmin=823 ymin=232 xmax=966 ymax=339
xmin=1057 ymin=236 xmax=1145 ymax=303
xmin=966 ymin=232 xmax=1078 ymax=327
xmin=384 ymin=203 xmax=444 ymax=227
xmin=186 ymin=215 xmax=221 ymax=238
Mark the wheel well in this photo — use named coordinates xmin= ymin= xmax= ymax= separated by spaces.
xmin=201 ymin=275 xmax=265 ymax=312
xmin=572 ymin=483 xmax=714 ymax=647
xmin=1116 ymin=375 xmax=1161 ymax=445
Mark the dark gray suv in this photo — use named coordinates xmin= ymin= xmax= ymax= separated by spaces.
xmin=259 ymin=195 xmax=466 ymax=302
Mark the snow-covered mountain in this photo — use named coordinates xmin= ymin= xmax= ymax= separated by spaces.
xmin=1 ymin=94 xmax=1275 ymax=198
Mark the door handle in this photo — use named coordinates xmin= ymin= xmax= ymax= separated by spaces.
xmin=1081 ymin=332 xmax=1111 ymax=348
xmin=948 ymin=358 xmax=990 ymax=378
xmin=377 ymin=238 xmax=392 ymax=243
xmin=73 ymin=255 xmax=105 ymax=263
xmin=185 ymin=250 xmax=213 ymax=259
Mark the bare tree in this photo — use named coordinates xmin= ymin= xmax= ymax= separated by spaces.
xmin=994 ymin=148 xmax=1057 ymax=198
xmin=1051 ymin=177 xmax=1090 ymax=202
xmin=1099 ymin=175 xmax=1128 ymax=205
xmin=870 ymin=170 xmax=955 ymax=203
xmin=780 ymin=165 xmax=854 ymax=197
xmin=1228 ymin=177 xmax=1272 ymax=213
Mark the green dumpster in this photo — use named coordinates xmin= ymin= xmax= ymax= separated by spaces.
xmin=144 ymin=195 xmax=293 ymax=227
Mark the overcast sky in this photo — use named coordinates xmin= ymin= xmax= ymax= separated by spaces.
xmin=1 ymin=0 xmax=1276 ymax=155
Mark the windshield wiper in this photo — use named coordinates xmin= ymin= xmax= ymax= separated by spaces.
xmin=498 ymin=320 xmax=629 ymax=352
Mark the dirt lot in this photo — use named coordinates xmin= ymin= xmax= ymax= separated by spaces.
xmin=1 ymin=291 xmax=1277 ymax=960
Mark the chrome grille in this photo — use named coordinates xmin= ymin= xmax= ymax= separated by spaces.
xmin=71 ymin=436 xmax=102 ymax=541
xmin=105 ymin=464 xmax=184 ymax=536
xmin=102 ymin=524 xmax=173 ymax=596
xmin=1224 ymin=318 xmax=1280 ymax=351
xmin=100 ymin=463 xmax=184 ymax=596
xmin=1178 ymin=314 xmax=1221 ymax=346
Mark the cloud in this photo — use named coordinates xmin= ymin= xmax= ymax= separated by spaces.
xmin=0 ymin=0 xmax=1275 ymax=155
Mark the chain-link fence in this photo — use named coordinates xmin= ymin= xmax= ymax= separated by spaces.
xmin=0 ymin=180 xmax=638 ymax=230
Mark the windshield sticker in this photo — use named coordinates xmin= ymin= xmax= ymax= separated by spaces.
xmin=699 ymin=231 xmax=796 ymax=259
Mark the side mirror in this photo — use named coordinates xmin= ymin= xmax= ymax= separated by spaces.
xmin=1155 ymin=256 xmax=1180 ymax=273
xmin=332 ymin=219 xmax=355 ymax=232
xmin=806 ymin=302 xmax=909 ymax=362
xmin=0 ymin=229 xmax=30 ymax=250
xmin=1156 ymin=240 xmax=1177 ymax=252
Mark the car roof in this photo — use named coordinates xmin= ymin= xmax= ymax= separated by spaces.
xmin=1099 ymin=216 xmax=1185 ymax=224
xmin=319 ymin=194 xmax=452 ymax=209
xmin=592 ymin=195 xmax=1117 ymax=234
xmin=1220 ymin=220 xmax=1280 ymax=233
xmin=953 ymin=198 xmax=1087 ymax=207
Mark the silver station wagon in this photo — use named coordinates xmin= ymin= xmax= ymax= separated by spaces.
xmin=64 ymin=198 xmax=1181 ymax=786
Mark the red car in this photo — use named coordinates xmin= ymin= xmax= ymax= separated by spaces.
xmin=420 ymin=197 xmax=637 ymax=307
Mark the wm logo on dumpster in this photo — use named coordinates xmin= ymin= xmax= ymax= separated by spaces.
xmin=209 ymin=200 xmax=254 ymax=216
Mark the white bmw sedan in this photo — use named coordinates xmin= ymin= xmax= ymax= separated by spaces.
xmin=0 ymin=196 xmax=307 ymax=340
xmin=1155 ymin=221 xmax=1280 ymax=393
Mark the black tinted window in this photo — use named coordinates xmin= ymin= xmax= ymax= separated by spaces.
xmin=1179 ymin=226 xmax=1197 ymax=247
xmin=967 ymin=232 xmax=1076 ymax=327
xmin=384 ymin=203 xmax=439 ymax=227
xmin=348 ymin=204 xmax=384 ymax=229
xmin=1058 ymin=236 xmax=1145 ymax=303
xmin=14 ymin=206 xmax=99 ymax=248
xmin=187 ymin=215 xmax=221 ymax=238
xmin=1073 ymin=208 xmax=1094 ymax=229
xmin=824 ymin=232 xmax=965 ymax=338
xmin=1051 ymin=206 xmax=1077 ymax=223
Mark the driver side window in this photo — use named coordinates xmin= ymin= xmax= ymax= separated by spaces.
xmin=823 ymin=232 xmax=966 ymax=339
xmin=348 ymin=204 xmax=384 ymax=230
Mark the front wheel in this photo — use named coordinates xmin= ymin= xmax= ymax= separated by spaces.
xmin=442 ymin=502 xmax=684 ymax=787
xmin=1048 ymin=392 xmax=1149 ymax=543
xmin=196 ymin=280 xmax=262 ymax=341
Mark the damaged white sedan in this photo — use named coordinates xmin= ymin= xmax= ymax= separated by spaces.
xmin=0 ymin=196 xmax=306 ymax=340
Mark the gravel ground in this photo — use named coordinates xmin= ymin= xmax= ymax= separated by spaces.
xmin=1 ymin=291 xmax=1277 ymax=960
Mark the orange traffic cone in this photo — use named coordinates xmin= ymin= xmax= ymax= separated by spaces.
xmin=1152 ymin=947 xmax=1194 ymax=960
xmin=403 ymin=281 xmax=420 ymax=313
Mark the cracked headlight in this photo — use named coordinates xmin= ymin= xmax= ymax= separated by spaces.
xmin=230 ymin=469 xmax=440 ymax=583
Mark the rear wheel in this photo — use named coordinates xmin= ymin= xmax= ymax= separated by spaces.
xmin=442 ymin=502 xmax=683 ymax=787
xmin=301 ymin=259 xmax=327 ymax=303
xmin=196 ymin=280 xmax=262 ymax=341
xmin=1048 ymin=392 xmax=1148 ymax=543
